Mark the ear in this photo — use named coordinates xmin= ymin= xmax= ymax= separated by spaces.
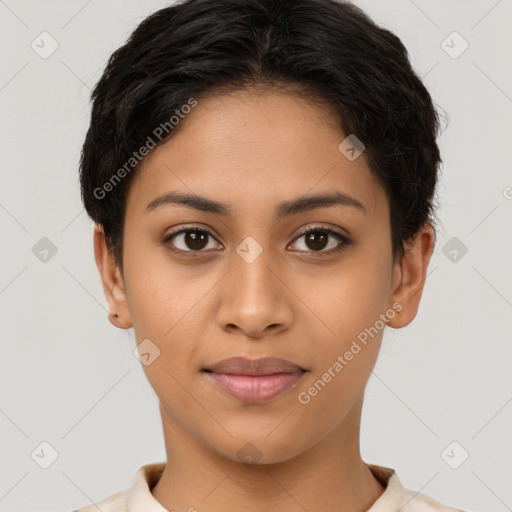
xmin=387 ymin=222 xmax=436 ymax=328
xmin=93 ymin=224 xmax=133 ymax=329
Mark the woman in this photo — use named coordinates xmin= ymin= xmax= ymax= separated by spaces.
xmin=75 ymin=0 xmax=463 ymax=510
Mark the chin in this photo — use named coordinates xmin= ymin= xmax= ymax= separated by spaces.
xmin=206 ymin=429 xmax=310 ymax=466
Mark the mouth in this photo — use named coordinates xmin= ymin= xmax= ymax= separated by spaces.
xmin=202 ymin=356 xmax=306 ymax=404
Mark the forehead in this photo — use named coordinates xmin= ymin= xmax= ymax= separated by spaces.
xmin=125 ymin=90 xmax=387 ymax=221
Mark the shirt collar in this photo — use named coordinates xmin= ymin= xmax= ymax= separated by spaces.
xmin=367 ymin=464 xmax=404 ymax=511
xmin=127 ymin=462 xmax=167 ymax=512
xmin=126 ymin=461 xmax=404 ymax=511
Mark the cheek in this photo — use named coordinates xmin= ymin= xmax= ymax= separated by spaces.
xmin=297 ymin=248 xmax=391 ymax=394
xmin=122 ymin=240 xmax=211 ymax=379
xmin=301 ymin=253 xmax=392 ymax=342
xmin=295 ymin=267 xmax=388 ymax=424
xmin=294 ymin=340 xmax=380 ymax=440
xmin=122 ymin=237 xmax=188 ymax=334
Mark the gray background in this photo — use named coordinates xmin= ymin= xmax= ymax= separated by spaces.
xmin=1 ymin=0 xmax=511 ymax=510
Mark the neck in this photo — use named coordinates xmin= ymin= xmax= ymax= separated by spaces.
xmin=151 ymin=394 xmax=385 ymax=512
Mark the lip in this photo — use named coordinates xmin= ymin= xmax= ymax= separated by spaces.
xmin=204 ymin=356 xmax=306 ymax=375
xmin=203 ymin=357 xmax=306 ymax=404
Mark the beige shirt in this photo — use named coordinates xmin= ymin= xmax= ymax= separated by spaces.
xmin=73 ymin=462 xmax=465 ymax=512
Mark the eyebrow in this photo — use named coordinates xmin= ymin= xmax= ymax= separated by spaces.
xmin=146 ymin=190 xmax=367 ymax=218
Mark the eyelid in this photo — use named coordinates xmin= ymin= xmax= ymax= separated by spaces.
xmin=163 ymin=223 xmax=222 ymax=242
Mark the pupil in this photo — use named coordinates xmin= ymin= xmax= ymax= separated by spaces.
xmin=186 ymin=231 xmax=208 ymax=250
xmin=307 ymin=231 xmax=328 ymax=251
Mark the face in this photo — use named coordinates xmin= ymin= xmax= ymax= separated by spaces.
xmin=96 ymin=88 xmax=433 ymax=464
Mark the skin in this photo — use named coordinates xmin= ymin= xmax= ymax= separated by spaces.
xmin=94 ymin=88 xmax=435 ymax=512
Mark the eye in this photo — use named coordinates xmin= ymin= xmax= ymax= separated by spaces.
xmin=289 ymin=225 xmax=351 ymax=256
xmin=163 ymin=226 xmax=222 ymax=255
xmin=162 ymin=224 xmax=351 ymax=257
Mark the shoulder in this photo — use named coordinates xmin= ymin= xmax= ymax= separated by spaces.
xmin=401 ymin=488 xmax=466 ymax=512
xmin=367 ymin=464 xmax=466 ymax=512
xmin=70 ymin=462 xmax=166 ymax=512
xmin=71 ymin=489 xmax=128 ymax=512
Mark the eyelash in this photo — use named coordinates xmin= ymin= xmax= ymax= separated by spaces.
xmin=162 ymin=224 xmax=351 ymax=258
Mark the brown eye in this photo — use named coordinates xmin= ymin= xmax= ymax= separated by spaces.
xmin=163 ymin=228 xmax=222 ymax=253
xmin=304 ymin=231 xmax=329 ymax=251
xmin=163 ymin=224 xmax=351 ymax=258
xmin=289 ymin=226 xmax=351 ymax=255
xmin=181 ymin=230 xmax=209 ymax=250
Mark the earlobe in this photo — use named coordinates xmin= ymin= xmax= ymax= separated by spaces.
xmin=93 ymin=224 xmax=133 ymax=329
xmin=386 ymin=223 xmax=435 ymax=329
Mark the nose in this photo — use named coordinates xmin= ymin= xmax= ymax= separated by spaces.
xmin=215 ymin=246 xmax=294 ymax=339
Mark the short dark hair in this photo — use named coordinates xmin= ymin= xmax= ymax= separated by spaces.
xmin=80 ymin=0 xmax=443 ymax=273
